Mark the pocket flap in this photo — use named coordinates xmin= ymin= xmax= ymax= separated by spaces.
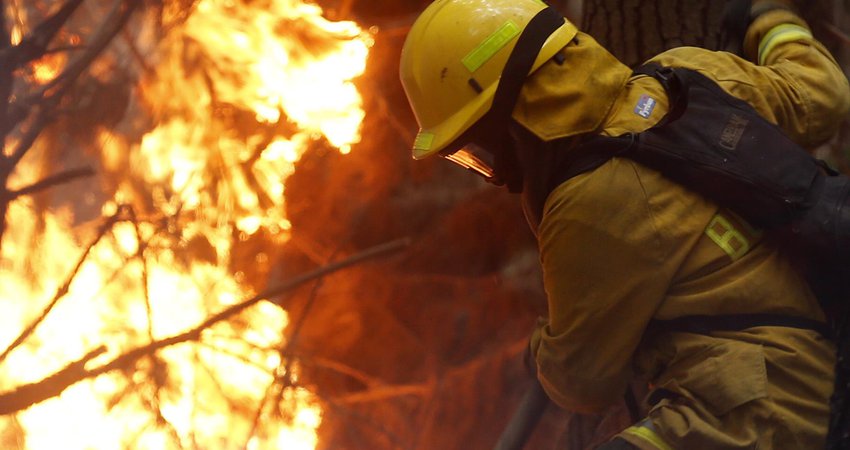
xmin=685 ymin=342 xmax=768 ymax=416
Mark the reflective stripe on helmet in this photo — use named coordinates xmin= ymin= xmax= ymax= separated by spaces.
xmin=414 ymin=131 xmax=435 ymax=152
xmin=758 ymin=23 xmax=812 ymax=65
xmin=462 ymin=21 xmax=521 ymax=73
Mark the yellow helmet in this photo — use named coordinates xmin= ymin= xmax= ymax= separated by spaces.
xmin=399 ymin=0 xmax=578 ymax=160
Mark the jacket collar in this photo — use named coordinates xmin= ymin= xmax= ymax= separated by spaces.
xmin=512 ymin=31 xmax=631 ymax=142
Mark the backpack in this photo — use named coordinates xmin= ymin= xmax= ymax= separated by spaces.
xmin=545 ymin=64 xmax=850 ymax=450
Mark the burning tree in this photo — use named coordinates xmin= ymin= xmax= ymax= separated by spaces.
xmin=0 ymin=0 xmax=386 ymax=448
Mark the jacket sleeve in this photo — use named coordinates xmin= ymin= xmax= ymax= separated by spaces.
xmin=741 ymin=8 xmax=850 ymax=147
xmin=652 ymin=8 xmax=849 ymax=150
xmin=528 ymin=158 xmax=708 ymax=414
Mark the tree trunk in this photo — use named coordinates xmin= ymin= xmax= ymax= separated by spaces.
xmin=582 ymin=0 xmax=726 ymax=67
xmin=581 ymin=0 xmax=840 ymax=67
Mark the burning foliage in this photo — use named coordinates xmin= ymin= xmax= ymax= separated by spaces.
xmin=0 ymin=0 xmax=377 ymax=448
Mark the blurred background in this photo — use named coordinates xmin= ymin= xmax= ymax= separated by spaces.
xmin=0 ymin=0 xmax=847 ymax=449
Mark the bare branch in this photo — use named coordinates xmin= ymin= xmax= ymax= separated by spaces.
xmin=191 ymin=238 xmax=409 ymax=341
xmin=334 ymin=384 xmax=430 ymax=405
xmin=0 ymin=0 xmax=86 ymax=69
xmin=6 ymin=0 xmax=141 ymax=165
xmin=6 ymin=166 xmax=95 ymax=199
xmin=297 ymin=354 xmax=386 ymax=388
xmin=0 ymin=238 xmax=410 ymax=415
xmin=0 ymin=346 xmax=106 ymax=415
xmin=128 ymin=206 xmax=155 ymax=343
xmin=3 ymin=0 xmax=139 ymax=144
xmin=0 ymin=0 xmax=85 ymax=149
xmin=0 ymin=0 xmax=139 ymax=250
xmin=0 ymin=211 xmax=121 ymax=365
xmin=244 ymin=239 xmax=350 ymax=446
xmin=5 ymin=104 xmax=54 ymax=167
xmin=0 ymin=0 xmax=12 ymax=152
xmin=244 ymin=368 xmax=280 ymax=447
xmin=278 ymin=245 xmax=340 ymax=375
xmin=195 ymin=340 xmax=271 ymax=373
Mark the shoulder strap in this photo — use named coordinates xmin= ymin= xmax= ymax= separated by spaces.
xmin=544 ymin=62 xmax=685 ymax=192
xmin=546 ymin=134 xmax=634 ymax=193
xmin=633 ymin=63 xmax=689 ymax=125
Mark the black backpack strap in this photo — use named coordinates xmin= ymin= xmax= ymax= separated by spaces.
xmin=544 ymin=63 xmax=689 ymax=193
xmin=648 ymin=313 xmax=834 ymax=340
xmin=546 ymin=134 xmax=634 ymax=193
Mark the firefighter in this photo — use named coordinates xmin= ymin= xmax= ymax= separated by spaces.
xmin=399 ymin=0 xmax=850 ymax=449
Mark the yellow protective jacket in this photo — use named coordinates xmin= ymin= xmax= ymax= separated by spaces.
xmin=525 ymin=9 xmax=850 ymax=450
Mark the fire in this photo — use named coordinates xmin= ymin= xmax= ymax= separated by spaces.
xmin=128 ymin=0 xmax=371 ymax=242
xmin=1 ymin=0 xmax=371 ymax=448
xmin=29 ymin=52 xmax=67 ymax=84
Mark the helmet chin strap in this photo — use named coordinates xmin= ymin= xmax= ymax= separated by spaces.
xmin=478 ymin=6 xmax=566 ymax=194
xmin=487 ymin=136 xmax=524 ymax=193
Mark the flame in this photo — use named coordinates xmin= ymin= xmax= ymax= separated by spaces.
xmin=130 ymin=0 xmax=371 ymax=241
xmin=1 ymin=0 xmax=372 ymax=448
xmin=0 ymin=199 xmax=317 ymax=448
xmin=29 ymin=52 xmax=67 ymax=84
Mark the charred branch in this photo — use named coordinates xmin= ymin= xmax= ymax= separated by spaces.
xmin=5 ymin=0 xmax=138 ymax=138
xmin=0 ymin=0 xmax=140 ymax=254
xmin=5 ymin=166 xmax=94 ymax=199
xmin=0 ymin=238 xmax=410 ymax=415
xmin=0 ymin=345 xmax=106 ymax=415
xmin=0 ymin=2 xmax=11 ymax=152
xmin=0 ymin=0 xmax=136 ymax=142
xmin=34 ymin=0 xmax=137 ymax=99
xmin=0 ymin=0 xmax=82 ymax=141
xmin=0 ymin=0 xmax=85 ymax=69
xmin=245 ymin=257 xmax=337 ymax=445
xmin=0 ymin=210 xmax=121 ymax=365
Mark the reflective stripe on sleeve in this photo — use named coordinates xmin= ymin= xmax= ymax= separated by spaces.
xmin=758 ymin=23 xmax=813 ymax=65
xmin=622 ymin=419 xmax=674 ymax=450
xmin=704 ymin=212 xmax=762 ymax=261
xmin=705 ymin=214 xmax=750 ymax=260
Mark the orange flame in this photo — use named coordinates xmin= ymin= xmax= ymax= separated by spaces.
xmin=0 ymin=0 xmax=371 ymax=448
xmin=29 ymin=52 xmax=67 ymax=84
xmin=130 ymin=0 xmax=371 ymax=241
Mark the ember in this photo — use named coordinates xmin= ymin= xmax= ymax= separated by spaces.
xmin=0 ymin=0 xmax=371 ymax=448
